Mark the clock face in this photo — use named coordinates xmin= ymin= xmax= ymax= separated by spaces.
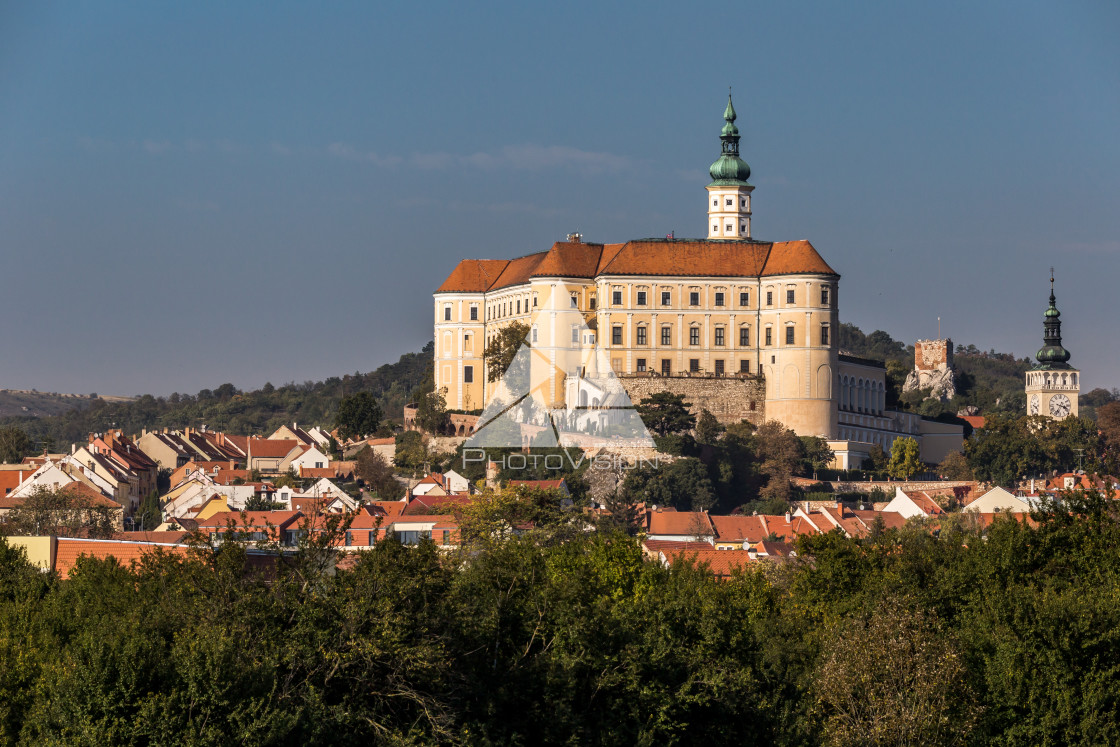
xmin=1030 ymin=394 xmax=1040 ymax=415
xmin=1049 ymin=393 xmax=1071 ymax=418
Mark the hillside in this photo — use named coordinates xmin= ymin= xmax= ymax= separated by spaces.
xmin=0 ymin=343 xmax=433 ymax=448
xmin=0 ymin=390 xmax=129 ymax=419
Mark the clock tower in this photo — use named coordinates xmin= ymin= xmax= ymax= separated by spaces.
xmin=706 ymin=94 xmax=754 ymax=239
xmin=1025 ymin=272 xmax=1079 ymax=420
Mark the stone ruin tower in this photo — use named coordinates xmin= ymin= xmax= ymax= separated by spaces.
xmin=903 ymin=338 xmax=957 ymax=402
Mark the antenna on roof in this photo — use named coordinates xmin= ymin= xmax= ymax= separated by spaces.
xmin=566 ymin=232 xmax=583 ymax=243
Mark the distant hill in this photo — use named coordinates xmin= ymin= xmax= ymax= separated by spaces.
xmin=838 ymin=323 xmax=1117 ymax=419
xmin=0 ymin=390 xmax=134 ymax=419
xmin=0 ymin=343 xmax=434 ymax=448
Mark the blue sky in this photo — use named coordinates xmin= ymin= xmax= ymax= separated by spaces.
xmin=2 ymin=0 xmax=1118 ymax=396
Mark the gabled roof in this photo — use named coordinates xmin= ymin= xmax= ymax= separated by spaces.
xmin=196 ymin=510 xmax=302 ymax=530
xmin=436 ymin=259 xmax=515 ymax=293
xmin=247 ymin=438 xmax=302 ymax=459
xmin=647 ymin=510 xmax=714 ymax=537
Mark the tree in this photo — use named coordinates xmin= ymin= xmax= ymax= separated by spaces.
xmin=415 ymin=386 xmax=449 ymax=434
xmin=694 ymin=409 xmax=724 ymax=446
xmin=335 ymin=391 xmax=383 ymax=440
xmin=622 ymin=457 xmax=715 ymax=512
xmin=394 ymin=430 xmax=429 ymax=473
xmin=0 ymin=426 xmax=31 ymax=463
xmin=636 ymin=392 xmax=695 ymax=437
xmin=814 ymin=597 xmax=978 ymax=746
xmin=355 ymin=446 xmax=404 ymax=500
xmin=888 ymin=436 xmax=922 ymax=479
xmin=756 ymin=421 xmax=803 ymax=502
xmin=0 ymin=485 xmax=117 ymax=538
xmin=800 ymin=436 xmax=834 ymax=479
xmin=1098 ymin=401 xmax=1120 ymax=472
xmin=136 ymin=490 xmax=162 ymax=531
xmin=937 ymin=450 xmax=973 ymax=480
xmin=483 ymin=321 xmax=530 ymax=383
xmin=864 ymin=444 xmax=889 ymax=474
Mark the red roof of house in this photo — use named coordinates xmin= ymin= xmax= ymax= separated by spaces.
xmin=196 ymin=510 xmax=302 ymax=530
xmin=405 ymin=494 xmax=472 ymax=514
xmin=248 ymin=439 xmax=301 ymax=459
xmin=647 ymin=510 xmax=714 ymax=537
xmin=660 ymin=547 xmax=757 ymax=578
xmin=960 ymin=415 xmax=986 ymax=430
xmin=55 ymin=538 xmax=191 ymax=580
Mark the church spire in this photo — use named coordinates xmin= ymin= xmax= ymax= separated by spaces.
xmin=1035 ymin=269 xmax=1072 ymax=369
xmin=709 ymin=93 xmax=750 ymax=185
xmin=707 ymin=92 xmax=754 ymax=239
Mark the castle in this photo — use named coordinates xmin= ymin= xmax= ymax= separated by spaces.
xmin=433 ymin=96 xmax=962 ymax=467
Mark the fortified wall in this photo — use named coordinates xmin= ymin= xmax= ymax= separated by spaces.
xmin=618 ymin=373 xmax=766 ymax=427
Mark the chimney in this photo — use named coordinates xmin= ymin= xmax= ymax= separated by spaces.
xmin=785 ymin=511 xmax=791 ymax=523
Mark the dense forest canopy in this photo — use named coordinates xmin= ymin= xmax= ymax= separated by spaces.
xmin=2 ymin=489 xmax=1119 ymax=745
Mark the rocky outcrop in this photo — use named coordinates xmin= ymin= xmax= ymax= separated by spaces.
xmin=903 ymin=364 xmax=956 ymax=401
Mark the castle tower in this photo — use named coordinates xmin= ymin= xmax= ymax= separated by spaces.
xmin=707 ymin=94 xmax=754 ymax=239
xmin=1025 ymin=272 xmax=1079 ymax=419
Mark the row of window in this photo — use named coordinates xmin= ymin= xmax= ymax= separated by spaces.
xmin=630 ymin=358 xmax=754 ymax=376
xmin=608 ymin=323 xmax=830 ymax=347
xmin=443 ymin=287 xmax=833 ymax=322
xmin=605 ymin=288 xmax=831 ymax=308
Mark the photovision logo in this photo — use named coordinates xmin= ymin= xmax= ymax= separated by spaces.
xmin=462 ymin=305 xmax=657 ymax=472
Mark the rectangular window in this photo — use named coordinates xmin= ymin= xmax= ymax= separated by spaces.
xmin=345 ymin=531 xmax=353 ymax=547
xmin=612 ymin=326 xmax=623 ymax=345
xmin=636 ymin=358 xmax=647 ymax=372
xmin=725 ymin=198 xmax=733 ymax=205
xmin=786 ymin=289 xmax=795 ymax=304
xmin=661 ymin=359 xmax=672 ymax=375
xmin=589 ymin=296 xmax=596 ymax=310
xmin=470 ymin=306 xmax=478 ymax=321
xmin=464 ymin=366 xmax=473 ymax=383
xmin=739 ymin=291 xmax=749 ymax=307
xmin=786 ymin=326 xmax=796 ymax=345
xmin=531 ymin=326 xmax=538 ymax=343
xmin=740 ymin=359 xmax=750 ymax=374
xmin=442 ymin=529 xmax=451 ymax=546
xmin=661 ymin=291 xmax=671 ymax=306
xmin=689 ymin=291 xmax=700 ymax=306
xmin=613 ymin=290 xmax=623 ymax=305
xmin=765 ymin=328 xmax=772 ymax=346
xmin=821 ymin=287 xmax=830 ymax=306
xmin=444 ymin=306 xmax=451 ymax=321
xmin=636 ymin=291 xmax=647 ymax=306
xmin=570 ymin=295 xmax=578 ymax=308
xmin=464 ymin=334 xmax=472 ymax=350
xmin=533 ymin=296 xmax=538 ymax=307
xmin=766 ymin=291 xmax=773 ymax=306
xmin=739 ymin=327 xmax=749 ymax=346
xmin=661 ymin=326 xmax=672 ymax=345
xmin=571 ymin=327 xmax=580 ymax=344
xmin=636 ymin=326 xmax=647 ymax=345
xmin=689 ymin=327 xmax=700 ymax=345
xmin=714 ymin=292 xmax=725 ymax=307
xmin=714 ymin=327 xmax=725 ymax=346
xmin=821 ymin=324 xmax=830 ymax=346
xmin=689 ymin=358 xmax=700 ymax=372
xmin=517 ymin=300 xmax=521 ymax=314
xmin=714 ymin=359 xmax=724 ymax=374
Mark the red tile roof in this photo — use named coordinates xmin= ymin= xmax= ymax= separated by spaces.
xmin=247 ymin=438 xmax=301 ymax=459
xmin=0 ymin=468 xmax=34 ymax=496
xmin=960 ymin=415 xmax=986 ymax=430
xmin=436 ymin=239 xmax=838 ymax=294
xmin=647 ymin=510 xmax=714 ymax=537
xmin=55 ymin=538 xmax=191 ymax=580
xmin=660 ymin=547 xmax=757 ymax=578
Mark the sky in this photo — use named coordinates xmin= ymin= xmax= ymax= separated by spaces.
xmin=1 ymin=0 xmax=1118 ymax=397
